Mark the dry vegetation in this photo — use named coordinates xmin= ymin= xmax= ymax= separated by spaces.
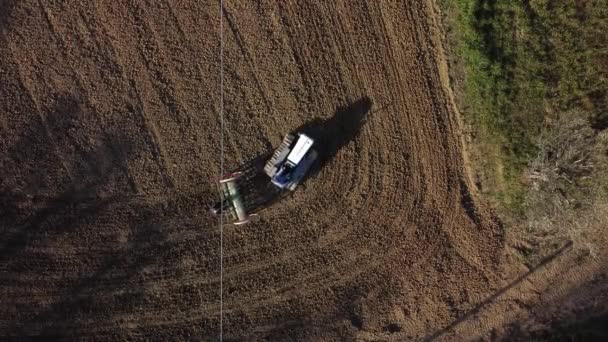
xmin=439 ymin=0 xmax=608 ymax=338
xmin=439 ymin=0 xmax=608 ymax=260
xmin=521 ymin=113 xmax=608 ymax=263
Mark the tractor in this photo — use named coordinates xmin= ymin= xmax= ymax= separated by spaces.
xmin=209 ymin=132 xmax=318 ymax=225
xmin=264 ymin=133 xmax=318 ymax=191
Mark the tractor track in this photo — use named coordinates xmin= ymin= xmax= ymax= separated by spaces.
xmin=1 ymin=1 xmax=508 ymax=340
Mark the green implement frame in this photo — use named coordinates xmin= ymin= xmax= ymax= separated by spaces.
xmin=218 ymin=172 xmax=256 ymax=225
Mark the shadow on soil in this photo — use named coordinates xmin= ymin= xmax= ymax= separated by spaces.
xmin=424 ymin=240 xmax=574 ymax=341
xmin=1 ymin=94 xmax=219 ymax=338
xmin=0 ymin=94 xmax=133 ymax=338
xmin=0 ymin=0 xmax=15 ymax=33
xmin=0 ymin=95 xmax=134 ymax=263
xmin=229 ymin=306 xmax=357 ymax=342
xmin=296 ymin=96 xmax=373 ymax=177
xmin=524 ymin=311 xmax=608 ymax=341
xmin=11 ymin=197 xmax=213 ymax=339
xmin=502 ymin=263 xmax=608 ymax=341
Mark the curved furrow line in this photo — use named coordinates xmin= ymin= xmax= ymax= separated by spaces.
xmin=34 ymin=1 xmax=168 ymax=195
xmin=174 ymin=194 xmax=418 ymax=297
xmin=13 ymin=182 xmax=420 ymax=308
xmin=57 ymin=224 xmax=430 ymax=333
xmin=9 ymin=72 xmax=75 ymax=184
xmin=222 ymin=4 xmax=279 ymax=133
xmin=1 ymin=1 xmax=507 ymax=339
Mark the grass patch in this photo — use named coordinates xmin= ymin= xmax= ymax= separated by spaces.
xmin=440 ymin=0 xmax=608 ymax=212
xmin=440 ymin=0 xmax=608 ymax=268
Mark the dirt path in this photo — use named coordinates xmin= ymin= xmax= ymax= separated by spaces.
xmin=1 ymin=1 xmax=507 ymax=340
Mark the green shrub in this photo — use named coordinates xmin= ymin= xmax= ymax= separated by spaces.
xmin=442 ymin=0 xmax=608 ymax=211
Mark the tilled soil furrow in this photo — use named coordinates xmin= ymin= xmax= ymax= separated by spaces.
xmin=0 ymin=0 xmax=508 ymax=339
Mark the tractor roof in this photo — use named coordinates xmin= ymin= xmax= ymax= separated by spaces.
xmin=287 ymin=134 xmax=314 ymax=165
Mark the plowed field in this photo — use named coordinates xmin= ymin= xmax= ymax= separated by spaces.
xmin=1 ymin=1 xmax=505 ymax=340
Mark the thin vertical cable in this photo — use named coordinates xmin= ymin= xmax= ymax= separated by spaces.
xmin=219 ymin=0 xmax=224 ymax=340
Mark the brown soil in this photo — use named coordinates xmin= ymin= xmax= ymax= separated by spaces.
xmin=1 ymin=1 xmax=507 ymax=340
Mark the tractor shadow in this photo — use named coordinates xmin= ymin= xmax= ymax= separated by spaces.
xmin=295 ymin=96 xmax=373 ymax=178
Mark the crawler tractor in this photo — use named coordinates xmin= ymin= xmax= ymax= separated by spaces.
xmin=264 ymin=133 xmax=318 ymax=191
xmin=210 ymin=132 xmax=318 ymax=225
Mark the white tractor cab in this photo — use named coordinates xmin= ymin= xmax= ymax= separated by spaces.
xmin=264 ymin=133 xmax=318 ymax=191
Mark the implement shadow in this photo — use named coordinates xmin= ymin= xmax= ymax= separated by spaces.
xmin=424 ymin=240 xmax=574 ymax=341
